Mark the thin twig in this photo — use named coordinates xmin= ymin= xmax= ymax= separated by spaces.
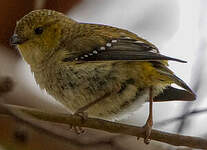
xmin=156 ymin=108 xmax=207 ymax=127
xmin=2 ymin=104 xmax=207 ymax=149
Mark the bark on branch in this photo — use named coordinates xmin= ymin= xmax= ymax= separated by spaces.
xmin=2 ymin=104 xmax=207 ymax=149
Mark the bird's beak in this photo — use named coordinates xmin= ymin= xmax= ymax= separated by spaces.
xmin=10 ymin=34 xmax=26 ymax=46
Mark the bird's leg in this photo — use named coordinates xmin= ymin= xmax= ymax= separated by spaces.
xmin=142 ymin=87 xmax=153 ymax=144
xmin=72 ymin=93 xmax=110 ymax=134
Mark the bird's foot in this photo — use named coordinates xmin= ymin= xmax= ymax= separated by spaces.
xmin=142 ymin=118 xmax=153 ymax=144
xmin=70 ymin=111 xmax=88 ymax=135
xmin=70 ymin=126 xmax=85 ymax=134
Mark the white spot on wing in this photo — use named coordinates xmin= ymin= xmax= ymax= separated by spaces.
xmin=124 ymin=37 xmax=131 ymax=39
xmin=100 ymin=46 xmax=106 ymax=50
xmin=112 ymin=40 xmax=117 ymax=43
xmin=106 ymin=43 xmax=112 ymax=47
xmin=134 ymin=40 xmax=145 ymax=44
xmin=150 ymin=49 xmax=158 ymax=53
xmin=93 ymin=50 xmax=98 ymax=54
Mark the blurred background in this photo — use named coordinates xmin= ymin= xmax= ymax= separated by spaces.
xmin=0 ymin=0 xmax=206 ymax=149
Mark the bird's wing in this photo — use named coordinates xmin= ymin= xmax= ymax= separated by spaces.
xmin=151 ymin=61 xmax=196 ymax=99
xmin=62 ymin=23 xmax=186 ymax=63
xmin=63 ymin=36 xmax=186 ymax=63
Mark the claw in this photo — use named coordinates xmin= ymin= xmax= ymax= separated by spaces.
xmin=72 ymin=126 xmax=85 ymax=134
xmin=69 ymin=123 xmax=86 ymax=135
xmin=143 ymin=120 xmax=152 ymax=144
xmin=69 ymin=111 xmax=88 ymax=135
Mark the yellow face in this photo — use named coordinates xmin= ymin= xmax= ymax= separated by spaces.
xmin=11 ymin=10 xmax=70 ymax=66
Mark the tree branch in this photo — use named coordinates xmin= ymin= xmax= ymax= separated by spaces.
xmin=2 ymin=104 xmax=207 ymax=149
xmin=156 ymin=108 xmax=207 ymax=127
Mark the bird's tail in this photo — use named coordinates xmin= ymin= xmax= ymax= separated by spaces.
xmin=154 ymin=62 xmax=196 ymax=101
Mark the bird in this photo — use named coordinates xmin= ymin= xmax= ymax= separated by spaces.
xmin=10 ymin=9 xmax=196 ymax=144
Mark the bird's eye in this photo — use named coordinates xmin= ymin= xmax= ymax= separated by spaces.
xmin=34 ymin=27 xmax=43 ymax=35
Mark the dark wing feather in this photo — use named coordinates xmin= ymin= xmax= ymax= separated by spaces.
xmin=84 ymin=50 xmax=186 ymax=62
xmin=154 ymin=86 xmax=196 ymax=102
xmin=73 ymin=37 xmax=187 ymax=63
xmin=153 ymin=62 xmax=194 ymax=94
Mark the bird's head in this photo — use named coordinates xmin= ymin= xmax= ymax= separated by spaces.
xmin=10 ymin=9 xmax=76 ymax=67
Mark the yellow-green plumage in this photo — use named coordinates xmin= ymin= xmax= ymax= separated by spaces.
xmin=12 ymin=9 xmax=195 ymax=120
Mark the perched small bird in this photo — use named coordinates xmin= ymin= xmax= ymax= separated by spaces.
xmin=11 ymin=9 xmax=196 ymax=143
